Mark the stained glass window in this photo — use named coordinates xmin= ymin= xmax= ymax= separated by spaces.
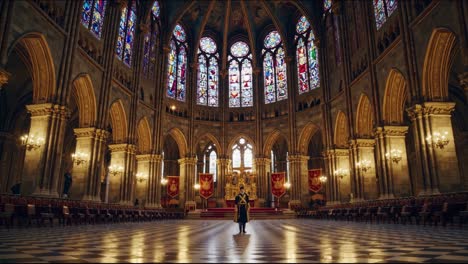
xmin=197 ymin=37 xmax=219 ymax=107
xmin=116 ymin=0 xmax=136 ymax=66
xmin=295 ymin=16 xmax=320 ymax=94
xmin=142 ymin=1 xmax=160 ymax=79
xmin=262 ymin=31 xmax=287 ymax=104
xmin=232 ymin=138 xmax=253 ymax=171
xmin=324 ymin=0 xmax=332 ymax=12
xmin=209 ymin=150 xmax=217 ymax=182
xmin=229 ymin=41 xmax=253 ymax=107
xmin=374 ymin=0 xmax=398 ymax=30
xmin=166 ymin=24 xmax=188 ymax=102
xmin=81 ymin=0 xmax=107 ymax=39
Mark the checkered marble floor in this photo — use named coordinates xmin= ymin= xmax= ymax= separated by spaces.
xmin=1 ymin=219 xmax=468 ymax=263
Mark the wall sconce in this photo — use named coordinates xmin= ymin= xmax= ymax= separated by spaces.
xmin=283 ymin=182 xmax=291 ymax=189
xmin=161 ymin=178 xmax=168 ymax=186
xmin=20 ymin=134 xmax=45 ymax=151
xmin=194 ymin=183 xmax=201 ymax=190
xmin=334 ymin=168 xmax=348 ymax=179
xmin=385 ymin=149 xmax=402 ymax=164
xmin=426 ymin=131 xmax=449 ymax=149
xmin=71 ymin=151 xmax=89 ymax=166
xmin=135 ymin=172 xmax=147 ymax=183
xmin=356 ymin=159 xmax=371 ymax=172
xmin=108 ymin=164 xmax=124 ymax=176
xmin=319 ymin=175 xmax=327 ymax=183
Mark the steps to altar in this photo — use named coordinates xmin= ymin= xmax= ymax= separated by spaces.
xmin=186 ymin=208 xmax=297 ymax=220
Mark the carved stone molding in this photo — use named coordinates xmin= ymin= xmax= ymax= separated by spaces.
xmin=0 ymin=68 xmax=11 ymax=88
xmin=253 ymin=158 xmax=271 ymax=166
xmin=136 ymin=154 xmax=160 ymax=162
xmin=422 ymin=102 xmax=456 ymax=116
xmin=74 ymin=127 xmax=98 ymax=138
xmin=26 ymin=104 xmax=69 ymax=118
xmin=109 ymin=143 xmax=136 ymax=153
xmin=333 ymin=148 xmax=349 ymax=157
xmin=217 ymin=158 xmax=232 ymax=165
xmin=178 ymin=157 xmax=197 ymax=165
xmin=350 ymin=138 xmax=375 ymax=148
xmin=288 ymin=155 xmax=309 ymax=162
xmin=383 ymin=126 xmax=409 ymax=136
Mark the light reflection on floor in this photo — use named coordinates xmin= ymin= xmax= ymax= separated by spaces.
xmin=1 ymin=219 xmax=468 ymax=263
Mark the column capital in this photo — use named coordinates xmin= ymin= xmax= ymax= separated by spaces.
xmin=0 ymin=68 xmax=11 ymax=88
xmin=253 ymin=158 xmax=271 ymax=166
xmin=136 ymin=154 xmax=161 ymax=162
xmin=178 ymin=157 xmax=197 ymax=165
xmin=287 ymin=155 xmax=309 ymax=162
xmin=253 ymin=67 xmax=262 ymax=75
xmin=350 ymin=138 xmax=375 ymax=148
xmin=26 ymin=104 xmax=69 ymax=118
xmin=74 ymin=127 xmax=99 ymax=138
xmin=216 ymin=158 xmax=231 ymax=165
xmin=422 ymin=102 xmax=456 ymax=116
xmin=108 ymin=143 xmax=137 ymax=153
xmin=383 ymin=126 xmax=409 ymax=136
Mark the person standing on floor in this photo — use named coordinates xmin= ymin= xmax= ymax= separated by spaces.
xmin=234 ymin=186 xmax=250 ymax=234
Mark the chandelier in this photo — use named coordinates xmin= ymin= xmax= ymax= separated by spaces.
xmin=283 ymin=182 xmax=291 ymax=189
xmin=135 ymin=172 xmax=147 ymax=183
xmin=356 ymin=159 xmax=371 ymax=172
xmin=334 ymin=168 xmax=348 ymax=179
xmin=161 ymin=177 xmax=168 ymax=185
xmin=426 ymin=131 xmax=449 ymax=149
xmin=194 ymin=183 xmax=201 ymax=190
xmin=385 ymin=149 xmax=402 ymax=164
xmin=20 ymin=134 xmax=45 ymax=151
xmin=108 ymin=164 xmax=124 ymax=176
xmin=71 ymin=151 xmax=89 ymax=166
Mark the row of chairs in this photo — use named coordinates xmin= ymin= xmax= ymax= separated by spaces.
xmin=296 ymin=193 xmax=468 ymax=227
xmin=0 ymin=195 xmax=185 ymax=229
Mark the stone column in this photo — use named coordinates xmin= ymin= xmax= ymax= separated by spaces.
xmin=375 ymin=126 xmax=411 ymax=198
xmin=253 ymin=157 xmax=271 ymax=207
xmin=144 ymin=154 xmax=162 ymax=208
xmin=216 ymin=158 xmax=231 ymax=206
xmin=350 ymin=139 xmax=378 ymax=201
xmin=0 ymin=68 xmax=10 ymax=90
xmin=135 ymin=154 xmax=153 ymax=206
xmin=0 ymin=131 xmax=20 ymax=193
xmin=323 ymin=150 xmax=337 ymax=204
xmin=21 ymin=104 xmax=68 ymax=197
xmin=179 ymin=157 xmax=197 ymax=210
xmin=459 ymin=72 xmax=468 ymax=100
xmin=332 ymin=149 xmax=351 ymax=203
xmin=71 ymin=127 xmax=106 ymax=201
xmin=298 ymin=155 xmax=310 ymax=207
xmin=408 ymin=102 xmax=460 ymax=194
xmin=287 ymin=155 xmax=303 ymax=209
xmin=107 ymin=144 xmax=136 ymax=204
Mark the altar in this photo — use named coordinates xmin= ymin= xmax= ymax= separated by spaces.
xmin=224 ymin=168 xmax=257 ymax=207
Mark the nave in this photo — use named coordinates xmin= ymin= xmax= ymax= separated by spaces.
xmin=1 ymin=219 xmax=468 ymax=263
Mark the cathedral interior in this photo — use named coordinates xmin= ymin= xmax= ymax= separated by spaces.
xmin=0 ymin=0 xmax=468 ymax=263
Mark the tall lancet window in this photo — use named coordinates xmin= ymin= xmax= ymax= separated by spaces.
xmin=231 ymin=138 xmax=253 ymax=172
xmin=296 ymin=16 xmax=320 ymax=94
xmin=197 ymin=37 xmax=219 ymax=107
xmin=324 ymin=0 xmax=332 ymax=13
xmin=81 ymin=0 xmax=107 ymax=39
xmin=142 ymin=1 xmax=160 ymax=79
xmin=116 ymin=0 xmax=137 ymax=66
xmin=229 ymin=41 xmax=253 ymax=108
xmin=204 ymin=145 xmax=218 ymax=182
xmin=373 ymin=0 xmax=398 ymax=30
xmin=263 ymin=31 xmax=287 ymax=104
xmin=166 ymin=24 xmax=188 ymax=102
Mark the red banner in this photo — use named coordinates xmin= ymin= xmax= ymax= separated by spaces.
xmin=271 ymin=172 xmax=286 ymax=198
xmin=199 ymin=173 xmax=214 ymax=199
xmin=308 ymin=169 xmax=322 ymax=193
xmin=167 ymin=176 xmax=180 ymax=198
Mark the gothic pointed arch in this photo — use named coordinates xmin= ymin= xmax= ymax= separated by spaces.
xmin=194 ymin=133 xmax=222 ymax=156
xmin=227 ymin=134 xmax=255 ymax=157
xmin=298 ymin=123 xmax=320 ymax=155
xmin=137 ymin=117 xmax=152 ymax=154
xmin=263 ymin=130 xmax=288 ymax=157
xmin=11 ymin=33 xmax=56 ymax=104
xmin=383 ymin=69 xmax=407 ymax=125
xmin=71 ymin=74 xmax=97 ymax=128
xmin=422 ymin=28 xmax=458 ymax=101
xmin=355 ymin=94 xmax=374 ymax=138
xmin=109 ymin=100 xmax=128 ymax=143
xmin=167 ymin=128 xmax=188 ymax=158
xmin=334 ymin=111 xmax=349 ymax=148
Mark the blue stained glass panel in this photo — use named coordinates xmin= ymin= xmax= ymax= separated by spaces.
xmin=231 ymin=41 xmax=249 ymax=57
xmin=229 ymin=60 xmax=241 ymax=107
xmin=152 ymin=1 xmax=160 ymax=18
xmin=296 ymin=16 xmax=310 ymax=34
xmin=143 ymin=33 xmax=151 ymax=75
xmin=308 ymin=32 xmax=320 ymax=89
xmin=81 ymin=0 xmax=92 ymax=29
xmin=200 ymin=37 xmax=217 ymax=54
xmin=324 ymin=0 xmax=332 ymax=11
xmin=386 ymin=0 xmax=397 ymax=16
xmin=208 ymin=57 xmax=219 ymax=107
xmin=197 ymin=55 xmax=208 ymax=105
xmin=116 ymin=6 xmax=127 ymax=59
xmin=173 ymin=24 xmax=186 ymax=42
xmin=241 ymin=59 xmax=253 ymax=107
xmin=123 ymin=4 xmax=136 ymax=65
xmin=276 ymin=47 xmax=287 ymax=101
xmin=264 ymin=52 xmax=276 ymax=104
xmin=91 ymin=0 xmax=106 ymax=38
xmin=176 ymin=46 xmax=187 ymax=101
xmin=374 ymin=0 xmax=386 ymax=29
xmin=297 ymin=39 xmax=309 ymax=94
xmin=167 ymin=41 xmax=177 ymax=99
xmin=264 ymin=31 xmax=281 ymax=49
